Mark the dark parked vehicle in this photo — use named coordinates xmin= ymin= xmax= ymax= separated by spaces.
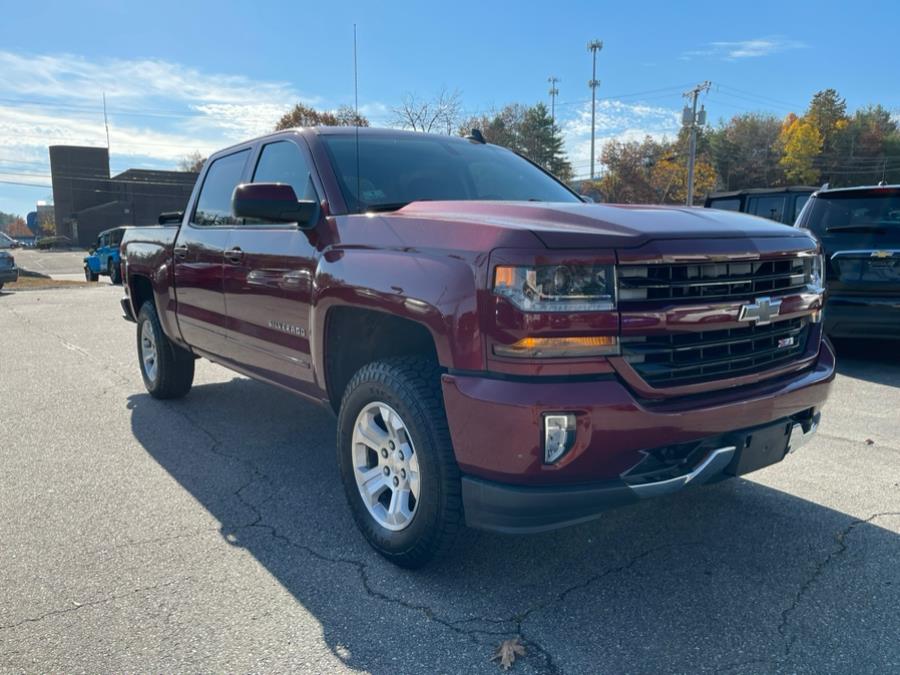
xmin=121 ymin=127 xmax=834 ymax=567
xmin=796 ymin=185 xmax=900 ymax=339
xmin=706 ymin=187 xmax=816 ymax=225
xmin=0 ymin=250 xmax=19 ymax=289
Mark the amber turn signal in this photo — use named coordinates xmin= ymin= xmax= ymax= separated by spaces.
xmin=493 ymin=336 xmax=619 ymax=358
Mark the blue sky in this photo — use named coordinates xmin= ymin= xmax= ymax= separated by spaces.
xmin=2 ymin=0 xmax=898 ymax=218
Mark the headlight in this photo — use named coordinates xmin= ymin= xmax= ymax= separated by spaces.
xmin=807 ymin=254 xmax=824 ymax=292
xmin=493 ymin=264 xmax=616 ymax=312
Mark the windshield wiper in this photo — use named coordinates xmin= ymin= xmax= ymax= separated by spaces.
xmin=825 ymin=224 xmax=888 ymax=233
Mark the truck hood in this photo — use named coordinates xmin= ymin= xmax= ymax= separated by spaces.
xmin=397 ymin=201 xmax=809 ymax=249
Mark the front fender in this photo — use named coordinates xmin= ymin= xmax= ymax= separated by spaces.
xmin=311 ymin=248 xmax=482 ymax=381
xmin=84 ymin=256 xmax=100 ymax=273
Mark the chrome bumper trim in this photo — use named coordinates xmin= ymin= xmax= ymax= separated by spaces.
xmin=627 ymin=446 xmax=737 ymax=499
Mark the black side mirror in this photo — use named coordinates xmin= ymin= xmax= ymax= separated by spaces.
xmin=232 ymin=183 xmax=319 ymax=228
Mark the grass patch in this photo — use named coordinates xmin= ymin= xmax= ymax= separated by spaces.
xmin=3 ymin=277 xmax=90 ymax=290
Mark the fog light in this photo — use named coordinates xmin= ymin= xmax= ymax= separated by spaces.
xmin=543 ymin=413 xmax=577 ymax=464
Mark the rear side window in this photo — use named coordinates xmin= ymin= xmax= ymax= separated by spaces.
xmin=748 ymin=195 xmax=786 ymax=222
xmin=193 ymin=150 xmax=250 ymax=226
xmin=252 ymin=141 xmax=317 ymax=201
xmin=708 ymin=198 xmax=740 ymax=211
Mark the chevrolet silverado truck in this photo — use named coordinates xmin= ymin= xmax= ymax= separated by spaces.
xmin=795 ymin=184 xmax=900 ymax=339
xmin=120 ymin=127 xmax=834 ymax=567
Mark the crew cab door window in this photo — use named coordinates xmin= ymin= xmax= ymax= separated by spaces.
xmin=192 ymin=150 xmax=250 ymax=225
xmin=251 ymin=141 xmax=317 ymax=202
xmin=222 ymin=139 xmax=319 ymax=393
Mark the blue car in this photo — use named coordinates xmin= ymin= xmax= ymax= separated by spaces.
xmin=84 ymin=227 xmax=126 ymax=284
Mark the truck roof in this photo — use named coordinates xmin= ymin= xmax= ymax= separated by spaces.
xmin=707 ymin=186 xmax=817 ymax=199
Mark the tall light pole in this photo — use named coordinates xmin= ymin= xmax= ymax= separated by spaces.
xmin=587 ymin=39 xmax=603 ymax=180
xmin=682 ymin=80 xmax=711 ymax=206
xmin=548 ymin=76 xmax=560 ymax=126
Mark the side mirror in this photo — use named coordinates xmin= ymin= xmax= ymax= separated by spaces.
xmin=232 ymin=183 xmax=319 ymax=228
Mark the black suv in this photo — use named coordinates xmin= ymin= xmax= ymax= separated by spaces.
xmin=796 ymin=185 xmax=900 ymax=340
xmin=705 ymin=187 xmax=816 ymax=225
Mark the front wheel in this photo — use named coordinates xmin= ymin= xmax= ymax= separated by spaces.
xmin=84 ymin=267 xmax=98 ymax=282
xmin=136 ymin=301 xmax=194 ymax=399
xmin=337 ymin=356 xmax=463 ymax=568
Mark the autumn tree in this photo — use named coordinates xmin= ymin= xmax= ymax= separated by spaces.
xmin=707 ymin=113 xmax=785 ymax=190
xmin=178 ymin=151 xmax=206 ymax=173
xmin=275 ymin=103 xmax=369 ymax=131
xmin=596 ymin=135 xmax=714 ymax=205
xmin=392 ymin=88 xmax=462 ymax=134
xmin=778 ymin=113 xmax=823 ymax=185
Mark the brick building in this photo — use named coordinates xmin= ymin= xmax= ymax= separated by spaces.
xmin=49 ymin=145 xmax=197 ymax=247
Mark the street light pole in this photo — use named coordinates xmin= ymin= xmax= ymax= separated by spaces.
xmin=548 ymin=76 xmax=560 ymax=126
xmin=587 ymin=39 xmax=603 ymax=180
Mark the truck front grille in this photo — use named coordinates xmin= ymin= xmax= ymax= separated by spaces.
xmin=621 ymin=317 xmax=810 ymax=388
xmin=618 ymin=257 xmax=811 ymax=304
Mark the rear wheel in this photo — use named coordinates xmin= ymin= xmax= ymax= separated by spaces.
xmin=136 ymin=301 xmax=194 ymax=399
xmin=337 ymin=356 xmax=462 ymax=568
xmin=108 ymin=260 xmax=122 ymax=285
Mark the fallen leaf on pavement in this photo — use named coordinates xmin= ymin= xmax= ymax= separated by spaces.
xmin=491 ymin=637 xmax=526 ymax=671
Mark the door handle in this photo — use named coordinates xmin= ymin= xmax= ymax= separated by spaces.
xmin=173 ymin=245 xmax=189 ymax=259
xmin=224 ymin=247 xmax=244 ymax=264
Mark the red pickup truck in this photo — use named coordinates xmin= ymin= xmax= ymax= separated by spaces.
xmin=121 ymin=127 xmax=834 ymax=567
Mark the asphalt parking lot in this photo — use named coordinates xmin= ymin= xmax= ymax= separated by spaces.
xmin=1 ymin=284 xmax=898 ymax=674
xmin=10 ymin=248 xmax=89 ymax=281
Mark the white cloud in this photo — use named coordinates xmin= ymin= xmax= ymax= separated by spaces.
xmin=560 ymin=100 xmax=681 ymax=179
xmin=0 ymin=51 xmax=336 ymax=182
xmin=681 ymin=37 xmax=807 ymax=61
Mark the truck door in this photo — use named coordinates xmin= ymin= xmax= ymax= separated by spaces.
xmin=173 ymin=148 xmax=251 ymax=357
xmin=222 ymin=138 xmax=321 ymax=395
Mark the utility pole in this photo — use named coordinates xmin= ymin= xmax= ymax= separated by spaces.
xmin=682 ymin=80 xmax=710 ymax=206
xmin=102 ymin=92 xmax=110 ymax=150
xmin=547 ymin=76 xmax=560 ymax=125
xmin=587 ymin=40 xmax=603 ymax=180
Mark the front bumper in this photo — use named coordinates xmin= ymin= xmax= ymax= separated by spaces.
xmin=460 ymin=412 xmax=821 ymax=533
xmin=442 ymin=340 xmax=835 ymax=533
xmin=0 ymin=266 xmax=19 ymax=283
xmin=824 ymin=294 xmax=900 ymax=340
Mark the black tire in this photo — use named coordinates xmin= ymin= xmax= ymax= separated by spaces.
xmin=84 ymin=267 xmax=98 ymax=282
xmin=0 ymin=282 xmax=4 ymax=290
xmin=337 ymin=356 xmax=463 ymax=568
xmin=136 ymin=300 xmax=194 ymax=399
xmin=108 ymin=260 xmax=122 ymax=285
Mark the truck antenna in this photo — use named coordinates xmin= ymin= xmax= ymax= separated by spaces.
xmin=354 ymin=24 xmax=361 ymax=213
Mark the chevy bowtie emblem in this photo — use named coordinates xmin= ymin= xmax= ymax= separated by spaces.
xmin=738 ymin=296 xmax=782 ymax=326
xmin=871 ymin=250 xmax=894 ymax=259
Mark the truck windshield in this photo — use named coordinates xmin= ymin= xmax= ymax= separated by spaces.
xmin=807 ymin=189 xmax=900 ymax=236
xmin=320 ymin=133 xmax=580 ymax=213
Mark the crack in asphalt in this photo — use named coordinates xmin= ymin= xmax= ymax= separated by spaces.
xmin=0 ymin=578 xmax=191 ymax=632
xmin=171 ymin=402 xmax=687 ymax=674
xmin=776 ymin=510 xmax=900 ymax=659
